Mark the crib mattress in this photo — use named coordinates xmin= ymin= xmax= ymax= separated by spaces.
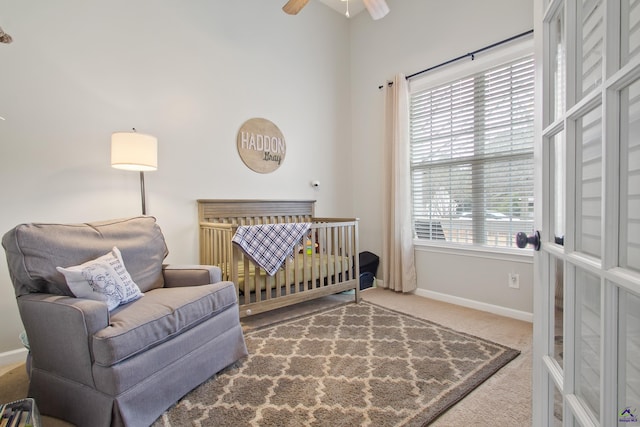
xmin=233 ymin=253 xmax=352 ymax=293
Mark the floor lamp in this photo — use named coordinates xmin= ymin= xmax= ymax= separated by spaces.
xmin=111 ymin=130 xmax=158 ymax=215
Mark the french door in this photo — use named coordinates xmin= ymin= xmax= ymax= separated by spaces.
xmin=533 ymin=0 xmax=640 ymax=426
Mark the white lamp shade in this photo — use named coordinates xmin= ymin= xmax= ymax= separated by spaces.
xmin=111 ymin=132 xmax=158 ymax=171
xmin=363 ymin=0 xmax=389 ymax=20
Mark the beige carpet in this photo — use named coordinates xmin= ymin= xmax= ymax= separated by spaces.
xmin=0 ymin=289 xmax=532 ymax=426
xmin=362 ymin=289 xmax=532 ymax=426
xmin=153 ymin=301 xmax=520 ymax=426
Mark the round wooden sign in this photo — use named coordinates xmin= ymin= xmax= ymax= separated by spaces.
xmin=236 ymin=118 xmax=286 ymax=174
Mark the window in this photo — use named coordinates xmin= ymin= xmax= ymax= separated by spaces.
xmin=410 ymin=54 xmax=535 ymax=249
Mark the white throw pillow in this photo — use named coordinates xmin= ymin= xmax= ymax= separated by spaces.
xmin=56 ymin=247 xmax=144 ymax=311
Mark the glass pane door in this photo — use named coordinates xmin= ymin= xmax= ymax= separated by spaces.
xmin=618 ymin=289 xmax=640 ymax=426
xmin=577 ymin=0 xmax=603 ymax=98
xmin=620 ymin=78 xmax=640 ymax=273
xmin=621 ymin=0 xmax=640 ymax=66
xmin=575 ymin=106 xmax=602 ymax=258
xmin=536 ymin=0 xmax=640 ymax=426
xmin=551 ymin=6 xmax=566 ymax=123
xmin=575 ymin=268 xmax=601 ymax=421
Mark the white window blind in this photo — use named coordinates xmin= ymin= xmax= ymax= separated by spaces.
xmin=410 ymin=55 xmax=535 ymax=248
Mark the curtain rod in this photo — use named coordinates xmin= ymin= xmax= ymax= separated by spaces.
xmin=378 ymin=29 xmax=534 ymax=89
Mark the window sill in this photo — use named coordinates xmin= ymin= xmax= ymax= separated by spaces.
xmin=413 ymin=239 xmax=534 ymax=263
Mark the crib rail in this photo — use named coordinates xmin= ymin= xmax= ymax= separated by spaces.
xmin=199 ymin=217 xmax=360 ymax=317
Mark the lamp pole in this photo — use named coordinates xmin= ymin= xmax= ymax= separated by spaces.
xmin=140 ymin=171 xmax=147 ymax=215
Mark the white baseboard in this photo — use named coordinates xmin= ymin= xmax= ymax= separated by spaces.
xmin=413 ymin=288 xmax=533 ymax=323
xmin=0 ymin=348 xmax=28 ymax=367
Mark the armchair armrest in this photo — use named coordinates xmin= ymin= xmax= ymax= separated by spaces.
xmin=17 ymin=293 xmax=109 ymax=387
xmin=162 ymin=264 xmax=222 ymax=287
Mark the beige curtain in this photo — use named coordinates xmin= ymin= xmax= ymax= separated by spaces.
xmin=381 ymin=74 xmax=417 ymax=293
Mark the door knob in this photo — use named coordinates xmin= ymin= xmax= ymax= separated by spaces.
xmin=516 ymin=230 xmax=541 ymax=251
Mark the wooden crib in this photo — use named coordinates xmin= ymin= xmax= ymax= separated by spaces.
xmin=198 ymin=199 xmax=360 ymax=317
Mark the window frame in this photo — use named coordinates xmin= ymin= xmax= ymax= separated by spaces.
xmin=409 ymin=36 xmax=535 ymax=256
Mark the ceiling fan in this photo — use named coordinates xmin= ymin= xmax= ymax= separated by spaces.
xmin=0 ymin=26 xmax=13 ymax=44
xmin=283 ymin=0 xmax=389 ymax=20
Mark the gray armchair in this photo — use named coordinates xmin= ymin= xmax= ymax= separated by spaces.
xmin=2 ymin=216 xmax=248 ymax=427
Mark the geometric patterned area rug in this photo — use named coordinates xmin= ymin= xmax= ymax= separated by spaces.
xmin=152 ymin=302 xmax=520 ymax=427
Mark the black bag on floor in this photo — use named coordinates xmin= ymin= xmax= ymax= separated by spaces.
xmin=359 ymin=272 xmax=375 ymax=290
xmin=358 ymin=251 xmax=379 ymax=290
xmin=359 ymin=251 xmax=379 ymax=276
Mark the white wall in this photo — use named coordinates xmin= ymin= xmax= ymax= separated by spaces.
xmin=0 ymin=0 xmax=536 ymax=357
xmin=349 ymin=0 xmax=534 ymax=317
xmin=0 ymin=0 xmax=353 ymax=353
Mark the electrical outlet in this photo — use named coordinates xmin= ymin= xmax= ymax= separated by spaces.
xmin=509 ymin=273 xmax=520 ymax=289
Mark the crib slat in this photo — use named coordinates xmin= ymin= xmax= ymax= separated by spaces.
xmin=302 ymin=236 xmax=309 ymax=290
xmin=314 ymin=226 xmax=320 ymax=289
xmin=276 ymin=266 xmax=283 ymax=298
xmin=327 ymin=225 xmax=332 ymax=285
xmin=337 ymin=225 xmax=343 ymax=284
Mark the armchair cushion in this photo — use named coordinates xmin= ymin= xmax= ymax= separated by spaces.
xmin=92 ymin=281 xmax=238 ymax=367
xmin=2 ymin=216 xmax=168 ymax=297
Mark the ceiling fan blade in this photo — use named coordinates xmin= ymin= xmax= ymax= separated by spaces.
xmin=0 ymin=26 xmax=13 ymax=44
xmin=282 ymin=0 xmax=310 ymax=15
xmin=363 ymin=0 xmax=390 ymax=20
